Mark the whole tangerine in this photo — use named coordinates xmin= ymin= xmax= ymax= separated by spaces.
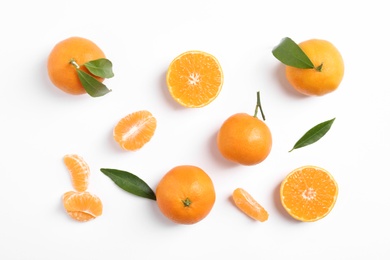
xmin=217 ymin=92 xmax=272 ymax=166
xmin=47 ymin=36 xmax=106 ymax=95
xmin=285 ymin=39 xmax=344 ymax=96
xmin=156 ymin=165 xmax=216 ymax=225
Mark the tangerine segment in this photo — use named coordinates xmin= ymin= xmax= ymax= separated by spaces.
xmin=232 ymin=188 xmax=269 ymax=222
xmin=113 ymin=110 xmax=157 ymax=151
xmin=62 ymin=191 xmax=103 ymax=222
xmin=166 ymin=50 xmax=223 ymax=108
xmin=63 ymin=154 xmax=90 ymax=192
xmin=280 ymin=166 xmax=338 ymax=222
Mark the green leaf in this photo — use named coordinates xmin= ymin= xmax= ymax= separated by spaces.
xmin=84 ymin=58 xmax=114 ymax=78
xmin=76 ymin=69 xmax=111 ymax=97
xmin=100 ymin=168 xmax=156 ymax=200
xmin=272 ymin=37 xmax=314 ymax=69
xmin=289 ymin=118 xmax=336 ymax=152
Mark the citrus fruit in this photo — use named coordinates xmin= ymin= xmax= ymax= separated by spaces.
xmin=62 ymin=191 xmax=103 ymax=222
xmin=113 ymin=110 xmax=157 ymax=151
xmin=63 ymin=154 xmax=90 ymax=192
xmin=280 ymin=165 xmax=338 ymax=222
xmin=47 ymin=36 xmax=106 ymax=95
xmin=166 ymin=50 xmax=223 ymax=108
xmin=285 ymin=39 xmax=344 ymax=96
xmin=232 ymin=188 xmax=269 ymax=222
xmin=217 ymin=92 xmax=272 ymax=166
xmin=156 ymin=165 xmax=216 ymax=225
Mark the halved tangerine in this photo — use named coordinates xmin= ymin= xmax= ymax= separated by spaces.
xmin=113 ymin=110 xmax=157 ymax=151
xmin=62 ymin=191 xmax=103 ymax=222
xmin=166 ymin=50 xmax=223 ymax=108
xmin=280 ymin=165 xmax=338 ymax=222
xmin=63 ymin=154 xmax=90 ymax=192
xmin=232 ymin=188 xmax=269 ymax=222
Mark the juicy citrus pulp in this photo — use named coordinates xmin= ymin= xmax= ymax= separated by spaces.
xmin=63 ymin=154 xmax=90 ymax=192
xmin=166 ymin=50 xmax=223 ymax=108
xmin=280 ymin=165 xmax=338 ymax=222
xmin=232 ymin=188 xmax=269 ymax=222
xmin=113 ymin=110 xmax=157 ymax=151
xmin=156 ymin=165 xmax=216 ymax=224
xmin=62 ymin=191 xmax=103 ymax=222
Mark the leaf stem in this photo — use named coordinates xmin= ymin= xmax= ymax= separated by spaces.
xmin=315 ymin=63 xmax=323 ymax=72
xmin=69 ymin=58 xmax=80 ymax=69
xmin=254 ymin=91 xmax=266 ymax=121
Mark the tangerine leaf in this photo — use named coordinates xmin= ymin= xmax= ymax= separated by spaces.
xmin=272 ymin=37 xmax=314 ymax=69
xmin=289 ymin=118 xmax=335 ymax=152
xmin=100 ymin=168 xmax=156 ymax=200
xmin=84 ymin=58 xmax=114 ymax=78
xmin=76 ymin=69 xmax=111 ymax=97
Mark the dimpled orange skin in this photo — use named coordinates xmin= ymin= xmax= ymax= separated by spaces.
xmin=156 ymin=165 xmax=216 ymax=225
xmin=217 ymin=113 xmax=272 ymax=166
xmin=47 ymin=36 xmax=106 ymax=95
xmin=285 ymin=39 xmax=344 ymax=96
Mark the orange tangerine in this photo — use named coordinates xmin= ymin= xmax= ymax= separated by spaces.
xmin=156 ymin=165 xmax=216 ymax=225
xmin=47 ymin=36 xmax=106 ymax=95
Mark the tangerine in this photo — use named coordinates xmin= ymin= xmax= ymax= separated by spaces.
xmin=156 ymin=165 xmax=216 ymax=224
xmin=285 ymin=39 xmax=344 ymax=96
xmin=47 ymin=36 xmax=106 ymax=95
xmin=217 ymin=92 xmax=272 ymax=165
xmin=166 ymin=50 xmax=223 ymax=108
xmin=280 ymin=165 xmax=338 ymax=222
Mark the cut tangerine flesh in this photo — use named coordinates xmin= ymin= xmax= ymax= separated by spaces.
xmin=63 ymin=154 xmax=90 ymax=192
xmin=280 ymin=165 xmax=338 ymax=222
xmin=166 ymin=50 xmax=223 ymax=108
xmin=62 ymin=191 xmax=103 ymax=222
xmin=232 ymin=188 xmax=269 ymax=222
xmin=113 ymin=110 xmax=157 ymax=151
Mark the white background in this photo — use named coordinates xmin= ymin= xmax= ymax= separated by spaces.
xmin=1 ymin=0 xmax=389 ymax=259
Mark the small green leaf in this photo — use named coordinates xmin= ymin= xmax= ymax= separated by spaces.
xmin=84 ymin=58 xmax=114 ymax=78
xmin=100 ymin=168 xmax=156 ymax=200
xmin=76 ymin=69 xmax=111 ymax=97
xmin=289 ymin=118 xmax=336 ymax=152
xmin=272 ymin=37 xmax=314 ymax=69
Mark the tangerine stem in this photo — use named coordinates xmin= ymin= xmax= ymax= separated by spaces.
xmin=315 ymin=63 xmax=323 ymax=72
xmin=69 ymin=59 xmax=80 ymax=69
xmin=182 ymin=198 xmax=192 ymax=207
xmin=254 ymin=91 xmax=266 ymax=121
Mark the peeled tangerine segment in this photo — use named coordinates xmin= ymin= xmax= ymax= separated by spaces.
xmin=62 ymin=191 xmax=103 ymax=222
xmin=113 ymin=110 xmax=157 ymax=151
xmin=63 ymin=154 xmax=90 ymax=192
xmin=232 ymin=188 xmax=269 ymax=222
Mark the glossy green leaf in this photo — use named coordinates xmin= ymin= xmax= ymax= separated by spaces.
xmin=272 ymin=37 xmax=314 ymax=69
xmin=76 ymin=69 xmax=111 ymax=97
xmin=289 ymin=118 xmax=336 ymax=152
xmin=84 ymin=58 xmax=114 ymax=78
xmin=100 ymin=168 xmax=156 ymax=200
